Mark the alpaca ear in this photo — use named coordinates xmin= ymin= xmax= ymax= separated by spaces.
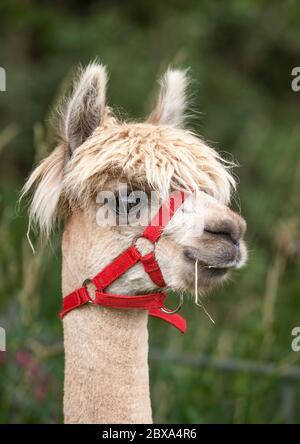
xmin=21 ymin=144 xmax=66 ymax=237
xmin=147 ymin=68 xmax=189 ymax=127
xmin=64 ymin=62 xmax=108 ymax=152
xmin=21 ymin=63 xmax=108 ymax=236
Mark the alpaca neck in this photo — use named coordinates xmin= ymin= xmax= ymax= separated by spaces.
xmin=63 ymin=306 xmax=152 ymax=424
xmin=61 ymin=214 xmax=152 ymax=424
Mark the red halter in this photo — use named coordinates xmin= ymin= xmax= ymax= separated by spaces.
xmin=60 ymin=191 xmax=190 ymax=334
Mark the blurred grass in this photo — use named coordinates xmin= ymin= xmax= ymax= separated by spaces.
xmin=0 ymin=0 xmax=300 ymax=424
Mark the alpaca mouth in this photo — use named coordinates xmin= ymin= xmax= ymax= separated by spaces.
xmin=204 ymin=260 xmax=239 ymax=271
xmin=183 ymin=246 xmax=244 ymax=280
xmin=199 ymin=262 xmax=233 ymax=278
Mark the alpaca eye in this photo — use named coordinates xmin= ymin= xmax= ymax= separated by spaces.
xmin=115 ymin=193 xmax=140 ymax=215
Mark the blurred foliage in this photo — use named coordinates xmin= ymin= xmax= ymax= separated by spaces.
xmin=0 ymin=0 xmax=300 ymax=424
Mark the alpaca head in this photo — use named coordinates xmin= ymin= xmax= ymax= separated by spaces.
xmin=23 ymin=62 xmax=247 ymax=300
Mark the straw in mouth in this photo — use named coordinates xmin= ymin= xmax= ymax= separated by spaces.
xmin=194 ymin=259 xmax=215 ymax=324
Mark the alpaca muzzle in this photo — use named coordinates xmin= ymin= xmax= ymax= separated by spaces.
xmin=60 ymin=190 xmax=192 ymax=334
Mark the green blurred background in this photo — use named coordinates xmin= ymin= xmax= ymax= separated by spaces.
xmin=0 ymin=0 xmax=300 ymax=424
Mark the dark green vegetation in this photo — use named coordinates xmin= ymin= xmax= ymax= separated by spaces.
xmin=0 ymin=0 xmax=299 ymax=423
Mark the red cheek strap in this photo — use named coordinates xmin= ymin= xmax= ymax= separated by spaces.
xmin=140 ymin=251 xmax=166 ymax=287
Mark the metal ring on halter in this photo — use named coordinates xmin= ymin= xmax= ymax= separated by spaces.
xmin=160 ymin=292 xmax=184 ymax=315
xmin=82 ymin=278 xmax=97 ymax=303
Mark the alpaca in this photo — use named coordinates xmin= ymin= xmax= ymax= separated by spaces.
xmin=22 ymin=62 xmax=247 ymax=424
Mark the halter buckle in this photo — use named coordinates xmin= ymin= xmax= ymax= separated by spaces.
xmin=160 ymin=292 xmax=184 ymax=315
xmin=82 ymin=278 xmax=97 ymax=303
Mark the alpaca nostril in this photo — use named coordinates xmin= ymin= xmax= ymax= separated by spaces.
xmin=204 ymin=218 xmax=242 ymax=245
xmin=232 ymin=238 xmax=240 ymax=246
xmin=204 ymin=229 xmax=236 ymax=245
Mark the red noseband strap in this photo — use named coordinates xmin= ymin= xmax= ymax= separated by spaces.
xmin=60 ymin=191 xmax=190 ymax=334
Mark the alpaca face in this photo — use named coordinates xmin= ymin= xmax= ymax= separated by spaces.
xmin=23 ymin=62 xmax=247 ymax=300
xmin=82 ymin=183 xmax=247 ymax=296
xmin=60 ymin=184 xmax=246 ymax=299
